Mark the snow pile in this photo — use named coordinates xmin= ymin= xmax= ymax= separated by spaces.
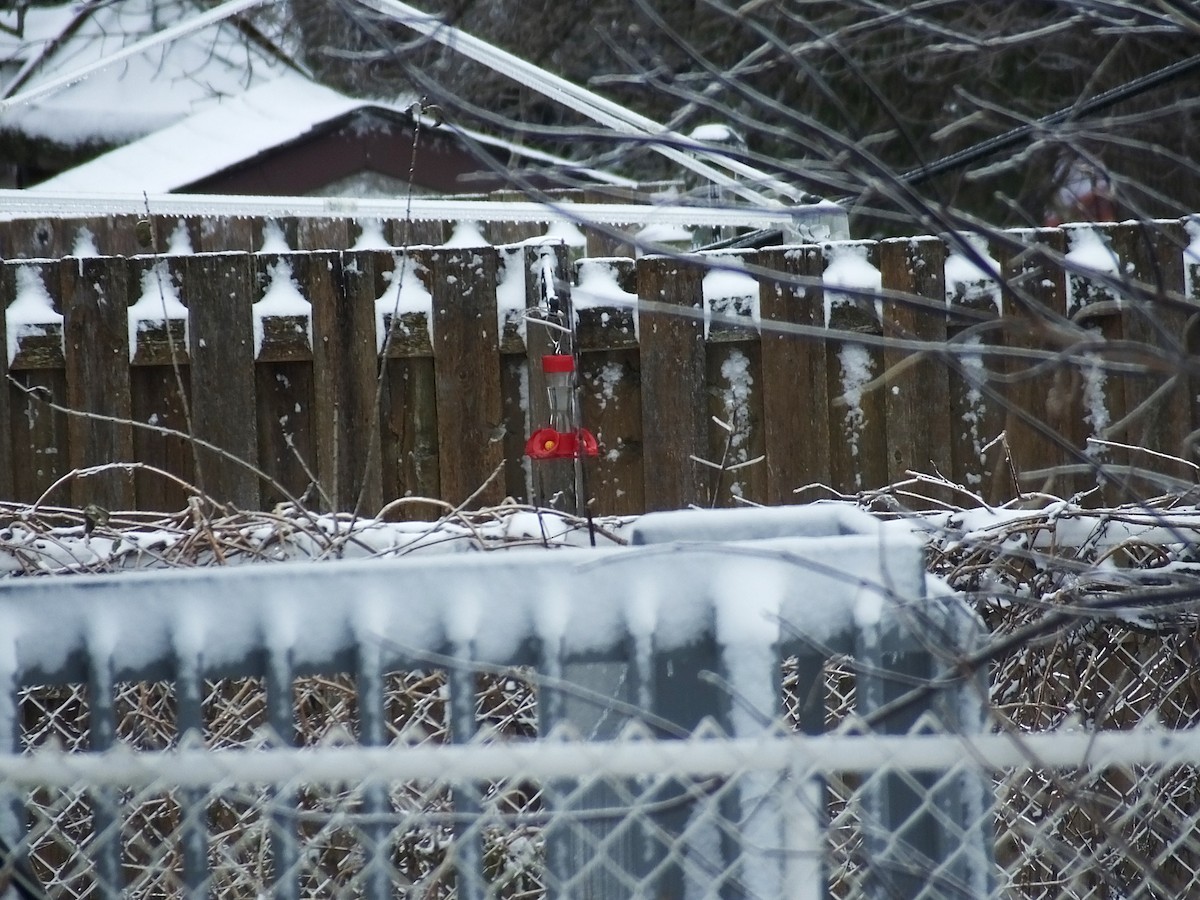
xmin=702 ymin=257 xmax=759 ymax=337
xmin=1063 ymin=224 xmax=1120 ymax=314
xmin=0 ymin=504 xmax=631 ymax=577
xmin=5 ymin=264 xmax=62 ymax=366
xmin=251 ymin=259 xmax=312 ymax=358
xmin=944 ymin=232 xmax=1001 ymax=313
xmin=822 ymin=241 xmax=881 ymax=325
xmin=127 ymin=261 xmax=188 ymax=361
xmin=442 ymin=221 xmax=490 ymax=248
xmin=574 ymin=258 xmax=639 ymax=338
xmin=375 ymin=254 xmax=434 ymax=352
xmin=496 ymin=247 xmax=528 ymax=344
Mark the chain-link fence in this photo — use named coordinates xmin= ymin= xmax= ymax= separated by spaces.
xmin=4 ymin=502 xmax=1200 ymax=899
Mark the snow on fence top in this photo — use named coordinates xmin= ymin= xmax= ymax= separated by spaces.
xmin=0 ymin=216 xmax=1195 ymax=520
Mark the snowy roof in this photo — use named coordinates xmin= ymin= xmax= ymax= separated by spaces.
xmin=0 ymin=0 xmax=298 ymax=146
xmin=30 ymin=77 xmax=374 ymax=194
xmin=28 ymin=76 xmax=636 ymax=195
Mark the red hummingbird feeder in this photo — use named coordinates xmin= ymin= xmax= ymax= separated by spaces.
xmin=525 ymin=354 xmax=599 ymax=460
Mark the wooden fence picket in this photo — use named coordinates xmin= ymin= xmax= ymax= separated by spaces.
xmin=1121 ymin=220 xmax=1195 ymax=481
xmin=0 ymin=264 xmax=13 ymax=501
xmin=880 ymin=236 xmax=952 ymax=490
xmin=61 ymin=256 xmax=135 ymax=511
xmin=182 ymin=252 xmax=260 ymax=509
xmin=426 ymin=245 xmax=506 ymax=509
xmin=636 ymin=254 xmax=707 ymax=512
xmin=758 ymin=245 xmax=830 ymax=504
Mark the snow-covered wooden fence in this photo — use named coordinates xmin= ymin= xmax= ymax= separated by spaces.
xmin=1 ymin=218 xmax=1196 ymax=515
xmin=0 ymin=505 xmax=992 ymax=899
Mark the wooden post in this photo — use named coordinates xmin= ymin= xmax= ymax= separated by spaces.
xmin=758 ymin=245 xmax=830 ymax=503
xmin=183 ymin=252 xmax=260 ymax=509
xmin=880 ymin=236 xmax=952 ymax=488
xmin=426 ymin=245 xmax=506 ymax=508
xmin=637 ymin=254 xmax=707 ymax=511
xmin=311 ymin=249 xmax=385 ymax=514
xmin=60 ymin=256 xmax=135 ymax=510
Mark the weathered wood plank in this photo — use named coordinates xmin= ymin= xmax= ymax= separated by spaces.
xmin=129 ymin=366 xmax=194 ymax=511
xmin=637 ymin=254 xmax=707 ymax=511
xmin=61 ymin=256 xmax=135 ymax=510
xmin=255 ymin=360 xmax=315 ymax=509
xmin=127 ymin=256 xmax=189 ymax=368
xmin=182 ymin=252 xmax=260 ymax=509
xmin=309 ymin=249 xmax=385 ymax=514
xmin=425 ymin=245 xmax=505 ymax=508
xmin=1063 ymin=222 xmax=1128 ymax=497
xmin=576 ymin=258 xmax=642 ymax=516
xmin=1107 ymin=219 xmax=1195 ymax=493
xmin=385 ymin=217 xmax=445 ymax=248
xmin=996 ymin=228 xmax=1080 ymax=500
xmin=824 ymin=240 xmax=888 ymax=494
xmin=378 ymin=359 xmax=440 ymax=517
xmin=0 ymin=264 xmax=15 ymax=499
xmin=705 ymin=339 xmax=766 ymax=506
xmin=7 ymin=218 xmax=65 ymax=259
xmin=880 ymin=236 xmax=951 ymax=488
xmin=7 ymin=369 xmax=68 ymax=504
xmin=758 ymin=246 xmax=830 ymax=503
xmin=296 ymin=218 xmax=351 ymax=253
xmin=198 ymin=217 xmax=259 ymax=254
xmin=942 ymin=233 xmax=1006 ymax=502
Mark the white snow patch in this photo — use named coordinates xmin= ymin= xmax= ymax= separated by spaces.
xmin=593 ymin=361 xmax=624 ymax=411
xmin=252 ymin=259 xmax=312 ymax=358
xmin=496 ymin=248 xmax=527 ymax=344
xmin=718 ymin=350 xmax=754 ymax=498
xmin=165 ymin=220 xmax=192 ymax=255
xmin=72 ymin=227 xmax=99 ymax=257
xmin=6 ymin=265 xmax=62 ymax=366
xmin=635 ymin=222 xmax=693 ymax=253
xmin=541 ymin=219 xmax=586 ymax=247
xmin=702 ymin=259 xmax=759 ymax=338
xmin=944 ymin=233 xmax=1001 ymax=313
xmin=1081 ymin=353 xmax=1110 ymax=456
xmin=574 ymin=258 xmax=639 ymax=339
xmin=353 ymin=219 xmax=390 ymax=250
xmin=838 ymin=344 xmax=874 ymax=485
xmin=823 ymin=242 xmax=881 ymax=325
xmin=1184 ymin=218 xmax=1200 ymax=301
xmin=1064 ymin=225 xmax=1119 ymax=314
xmin=375 ymin=255 xmax=433 ymax=353
xmin=127 ymin=263 xmax=189 ymax=362
xmin=442 ymin=221 xmax=490 ymax=248
xmin=259 ymin=221 xmax=291 ymax=253
xmin=958 ymin=335 xmax=987 ymax=484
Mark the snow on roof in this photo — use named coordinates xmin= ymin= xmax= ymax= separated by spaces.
xmin=30 ymin=76 xmax=369 ymax=194
xmin=0 ymin=0 xmax=296 ymax=146
xmin=30 ymin=76 xmax=638 ymax=195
